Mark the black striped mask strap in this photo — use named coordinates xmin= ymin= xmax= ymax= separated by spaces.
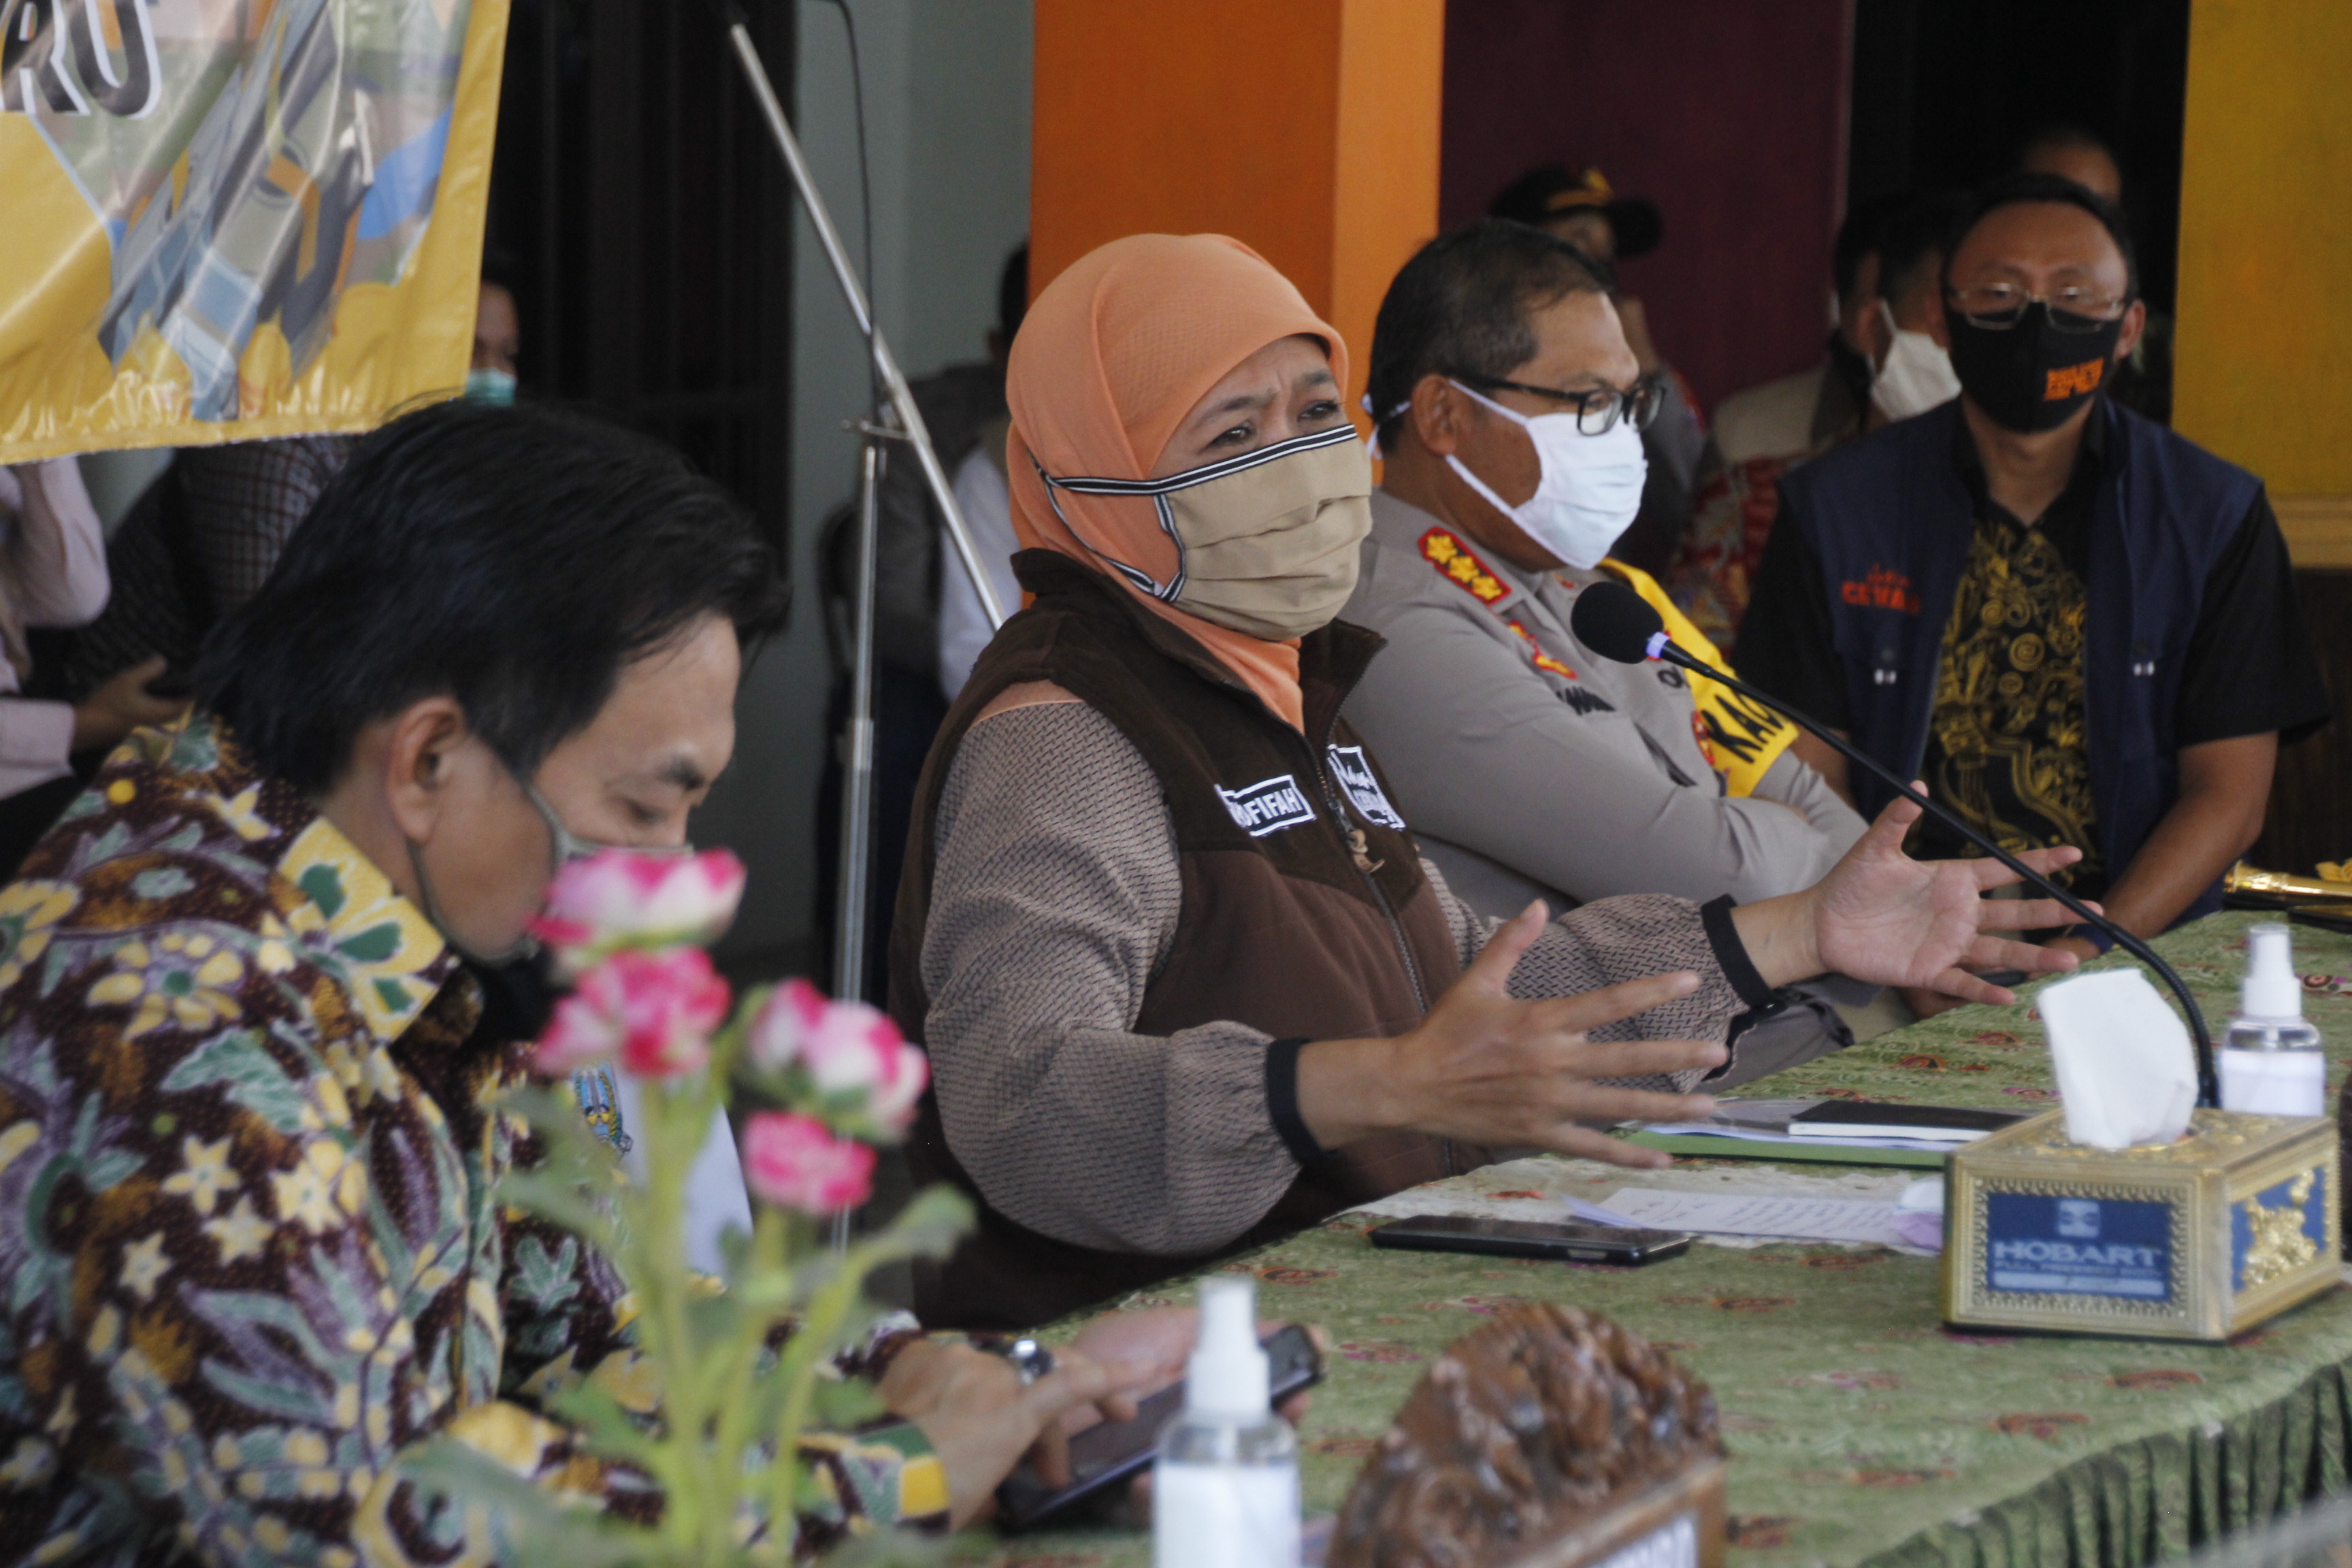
xmin=1032 ymin=423 xmax=1362 ymax=603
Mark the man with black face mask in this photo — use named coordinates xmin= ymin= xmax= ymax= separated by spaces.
xmin=1739 ymin=173 xmax=2330 ymax=1017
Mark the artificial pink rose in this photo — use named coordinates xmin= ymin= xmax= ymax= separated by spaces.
xmin=531 ymin=848 xmax=746 ymax=965
xmin=746 ymin=980 xmax=929 ymax=1134
xmin=535 ymin=947 xmax=730 ymax=1081
xmin=745 ymin=977 xmax=830 ymax=1069
xmin=740 ymin=1111 xmax=876 ymax=1215
xmin=535 ymin=985 xmax=625 ymax=1075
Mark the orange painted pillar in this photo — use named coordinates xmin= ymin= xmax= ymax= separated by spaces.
xmin=1030 ymin=0 xmax=1446 ymax=418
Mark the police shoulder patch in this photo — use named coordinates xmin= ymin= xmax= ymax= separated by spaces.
xmin=1418 ymin=527 xmax=1510 ymax=605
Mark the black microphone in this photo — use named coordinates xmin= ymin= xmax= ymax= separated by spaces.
xmin=1569 ymin=578 xmax=2218 ymax=1107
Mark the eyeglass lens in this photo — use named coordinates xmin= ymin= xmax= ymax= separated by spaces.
xmin=1951 ymin=285 xmax=2124 ymax=334
xmin=1574 ymin=381 xmax=1666 ymax=436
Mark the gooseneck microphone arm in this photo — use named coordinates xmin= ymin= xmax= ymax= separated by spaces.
xmin=1567 ymin=581 xmax=2217 ymax=1107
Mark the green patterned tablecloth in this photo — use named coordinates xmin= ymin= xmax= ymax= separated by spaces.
xmin=955 ymin=911 xmax=2352 ymax=1568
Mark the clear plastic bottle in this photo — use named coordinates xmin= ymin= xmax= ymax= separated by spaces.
xmin=1153 ymin=1276 xmax=1298 ymax=1568
xmin=2219 ymin=921 xmax=2326 ymax=1117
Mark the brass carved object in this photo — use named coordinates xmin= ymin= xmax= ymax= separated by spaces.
xmin=2225 ymin=862 xmax=2352 ymax=903
xmin=1327 ymin=1303 xmax=1723 ymax=1568
xmin=1944 ymin=1107 xmax=2339 ymax=1341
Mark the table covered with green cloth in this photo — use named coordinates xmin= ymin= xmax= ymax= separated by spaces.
xmin=953 ymin=911 xmax=2352 ymax=1568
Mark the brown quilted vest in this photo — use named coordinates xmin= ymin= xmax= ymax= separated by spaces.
xmin=889 ymin=552 xmax=1479 ymax=1328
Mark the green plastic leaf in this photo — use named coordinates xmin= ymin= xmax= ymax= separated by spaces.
xmin=397 ymin=1438 xmax=655 ymax=1568
xmin=806 ymin=1375 xmax=885 ymax=1430
xmin=863 ymin=1186 xmax=973 ymax=1262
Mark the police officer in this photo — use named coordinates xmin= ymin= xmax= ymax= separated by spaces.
xmin=1344 ymin=220 xmax=1874 ymax=1085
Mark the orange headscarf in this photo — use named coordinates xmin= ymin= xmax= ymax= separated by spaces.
xmin=1005 ymin=234 xmax=1351 ymax=732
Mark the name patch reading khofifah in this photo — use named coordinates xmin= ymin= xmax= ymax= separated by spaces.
xmin=1218 ymin=774 xmax=1317 ymax=837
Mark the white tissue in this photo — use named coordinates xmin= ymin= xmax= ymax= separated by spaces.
xmin=2039 ymin=970 xmax=2198 ymax=1150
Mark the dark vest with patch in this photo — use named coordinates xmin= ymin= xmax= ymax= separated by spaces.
xmin=889 ymin=552 xmax=1475 ymax=1328
xmin=1778 ymin=399 xmax=2258 ymax=922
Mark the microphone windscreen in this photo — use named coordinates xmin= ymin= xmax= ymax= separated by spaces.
xmin=1569 ymin=579 xmax=1667 ymax=664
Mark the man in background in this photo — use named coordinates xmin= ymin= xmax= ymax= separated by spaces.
xmin=67 ymin=257 xmax=529 ymax=689
xmin=1737 ymin=174 xmax=2327 ymax=1016
xmin=2018 ymin=124 xmax=2123 ymax=202
xmin=0 ymin=461 xmax=184 ymax=873
xmin=2016 ymin=123 xmax=2168 ymax=423
xmin=1668 ymin=195 xmax=1896 ymax=649
xmin=1669 ymin=191 xmax=1965 ymax=651
xmin=936 ymin=246 xmax=1030 ymax=699
xmin=1489 ymin=163 xmax=1704 ymax=575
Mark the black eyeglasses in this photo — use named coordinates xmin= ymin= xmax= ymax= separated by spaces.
xmin=1945 ymin=284 xmax=2129 ymax=335
xmin=1458 ymin=373 xmax=1666 ymax=436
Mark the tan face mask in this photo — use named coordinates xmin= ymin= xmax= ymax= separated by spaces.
xmin=1037 ymin=422 xmax=1374 ymax=641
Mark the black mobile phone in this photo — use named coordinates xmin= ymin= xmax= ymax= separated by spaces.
xmin=2291 ymin=906 xmax=2352 ymax=938
xmin=993 ymin=1322 xmax=1323 ymax=1533
xmin=1367 ymin=1213 xmax=1693 ymax=1265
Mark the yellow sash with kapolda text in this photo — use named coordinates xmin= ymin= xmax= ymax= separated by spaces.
xmin=1598 ymin=560 xmax=1796 ymax=796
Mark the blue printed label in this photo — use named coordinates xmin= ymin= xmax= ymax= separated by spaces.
xmin=1984 ymin=1192 xmax=2172 ymax=1301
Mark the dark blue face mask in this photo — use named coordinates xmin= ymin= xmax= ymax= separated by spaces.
xmin=1946 ymin=301 xmax=2125 ymax=434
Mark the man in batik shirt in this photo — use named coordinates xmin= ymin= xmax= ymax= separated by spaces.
xmin=0 ymin=404 xmax=1143 ymax=1564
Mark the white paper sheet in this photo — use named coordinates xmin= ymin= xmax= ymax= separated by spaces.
xmin=1580 ymin=1187 xmax=1904 ymax=1246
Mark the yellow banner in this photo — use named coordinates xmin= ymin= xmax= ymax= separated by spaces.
xmin=1603 ymin=559 xmax=1798 ymax=798
xmin=0 ymin=0 xmax=510 ymax=462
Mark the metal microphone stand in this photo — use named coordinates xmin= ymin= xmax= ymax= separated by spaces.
xmin=1642 ymin=640 xmax=2220 ymax=1107
xmin=717 ymin=5 xmax=1009 ymax=1014
xmin=717 ymin=6 xmax=1011 ymax=1248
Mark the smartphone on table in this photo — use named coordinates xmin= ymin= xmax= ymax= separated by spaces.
xmin=1367 ymin=1213 xmax=1693 ymax=1265
xmin=992 ymin=1321 xmax=1322 ymax=1533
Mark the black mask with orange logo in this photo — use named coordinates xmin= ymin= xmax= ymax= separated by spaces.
xmin=1946 ymin=301 xmax=2125 ymax=433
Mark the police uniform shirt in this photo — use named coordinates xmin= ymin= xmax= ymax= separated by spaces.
xmin=1339 ymin=489 xmax=1865 ymax=921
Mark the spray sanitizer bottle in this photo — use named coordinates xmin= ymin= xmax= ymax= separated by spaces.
xmin=2219 ymin=921 xmax=2326 ymax=1118
xmin=1154 ymin=1275 xmax=1299 ymax=1568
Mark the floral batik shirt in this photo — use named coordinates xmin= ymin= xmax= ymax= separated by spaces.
xmin=0 ymin=715 xmax=946 ymax=1565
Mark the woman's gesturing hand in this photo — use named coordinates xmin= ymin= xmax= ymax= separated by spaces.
xmin=1296 ymin=902 xmax=1725 ymax=1166
xmin=1732 ymin=789 xmax=2095 ymax=1004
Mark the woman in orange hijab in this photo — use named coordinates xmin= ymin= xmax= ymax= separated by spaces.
xmin=888 ymin=235 xmax=2090 ymax=1330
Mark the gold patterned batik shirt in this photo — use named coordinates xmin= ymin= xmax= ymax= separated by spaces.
xmin=0 ymin=714 xmax=944 ymax=1566
xmin=1915 ymin=513 xmax=2106 ymax=894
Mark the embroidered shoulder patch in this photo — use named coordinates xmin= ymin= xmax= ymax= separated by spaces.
xmin=1418 ymin=527 xmax=1508 ymax=604
xmin=1505 ymin=619 xmax=1576 ymax=679
xmin=1326 ymin=745 xmax=1407 ymax=830
xmin=1217 ymin=774 xmax=1317 ymax=837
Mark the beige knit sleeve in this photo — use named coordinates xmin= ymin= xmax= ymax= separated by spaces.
xmin=920 ymin=702 xmax=1301 ymax=1257
xmin=1423 ymin=859 xmax=1761 ymax=1090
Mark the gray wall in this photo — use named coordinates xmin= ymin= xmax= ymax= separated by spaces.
xmin=696 ymin=0 xmax=1032 ymax=969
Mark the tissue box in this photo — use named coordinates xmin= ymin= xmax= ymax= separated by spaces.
xmin=1942 ymin=1108 xmax=2339 ymax=1341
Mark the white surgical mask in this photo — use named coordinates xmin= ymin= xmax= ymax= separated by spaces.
xmin=1443 ymin=380 xmax=1646 ymax=570
xmin=1870 ymin=301 xmax=1961 ymax=423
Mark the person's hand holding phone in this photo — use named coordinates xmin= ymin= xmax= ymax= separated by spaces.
xmin=1061 ymin=1307 xmax=1324 ymax=1519
xmin=876 ymin=1337 xmax=1158 ymax=1528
